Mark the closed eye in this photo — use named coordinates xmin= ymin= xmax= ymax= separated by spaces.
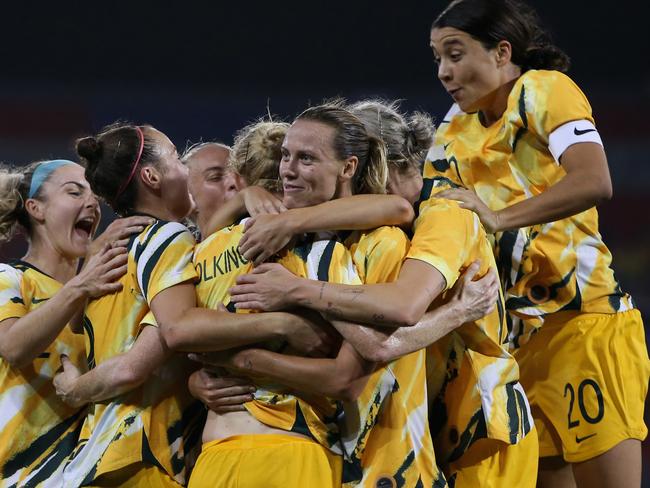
xmin=62 ymin=182 xmax=85 ymax=197
xmin=450 ymin=51 xmax=463 ymax=61
xmin=205 ymin=170 xmax=225 ymax=182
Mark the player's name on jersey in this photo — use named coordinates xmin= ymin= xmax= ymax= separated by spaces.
xmin=195 ymin=245 xmax=249 ymax=281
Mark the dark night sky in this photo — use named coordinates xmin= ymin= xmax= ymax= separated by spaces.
xmin=0 ymin=0 xmax=647 ymax=172
xmin=1 ymin=1 xmax=646 ymax=90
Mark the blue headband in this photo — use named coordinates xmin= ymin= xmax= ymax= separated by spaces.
xmin=28 ymin=160 xmax=77 ymax=199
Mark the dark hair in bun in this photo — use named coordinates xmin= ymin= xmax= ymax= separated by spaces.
xmin=76 ymin=122 xmax=157 ymax=215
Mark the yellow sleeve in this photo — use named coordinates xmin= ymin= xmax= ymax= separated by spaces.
xmin=135 ymin=222 xmax=199 ymax=304
xmin=0 ymin=264 xmax=27 ymax=322
xmin=352 ymin=227 xmax=410 ymax=285
xmin=527 ymin=71 xmax=595 ymax=141
xmin=406 ymin=199 xmax=472 ymax=290
xmin=135 ymin=311 xmax=158 ymax=338
xmin=140 ymin=310 xmax=157 ymax=327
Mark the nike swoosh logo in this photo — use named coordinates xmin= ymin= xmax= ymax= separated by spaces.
xmin=574 ymin=127 xmax=596 ymax=136
xmin=443 ymin=142 xmax=452 ymax=150
xmin=575 ymin=433 xmax=597 ymax=443
xmin=31 ymin=297 xmax=49 ymax=304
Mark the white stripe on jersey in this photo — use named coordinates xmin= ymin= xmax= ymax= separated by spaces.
xmin=575 ymin=235 xmax=600 ymax=296
xmin=439 ymin=103 xmax=463 ymax=127
xmin=403 ymin=385 xmax=428 ymax=456
xmin=0 ymin=264 xmax=23 ymax=307
xmin=20 ymin=449 xmax=65 ymax=488
xmin=306 ymin=234 xmax=361 ymax=285
xmin=305 ymin=239 xmax=330 ymax=281
xmin=425 ymin=144 xmax=446 ymax=163
xmin=2 ymin=468 xmax=22 ymax=487
xmin=513 ymin=382 xmax=533 ymax=435
xmin=473 ymin=355 xmax=519 ymax=427
xmin=0 ymin=383 xmax=33 ymax=432
xmin=63 ymin=403 xmax=144 ymax=487
xmin=134 ymin=221 xmax=191 ymax=301
xmin=508 ymin=229 xmax=528 ymax=289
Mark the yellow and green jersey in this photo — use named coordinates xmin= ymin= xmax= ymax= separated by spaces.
xmin=0 ymin=261 xmax=86 ymax=487
xmin=340 ymin=227 xmax=445 ymax=488
xmin=407 ymin=189 xmax=533 ymax=464
xmin=63 ymin=220 xmax=201 ymax=486
xmin=194 ymin=222 xmax=359 ymax=454
xmin=431 ymin=69 xmax=633 ymax=347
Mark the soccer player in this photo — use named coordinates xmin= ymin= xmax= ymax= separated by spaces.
xmin=183 ymin=141 xmax=243 ymax=238
xmin=180 ymin=119 xmax=358 ymax=488
xmin=427 ymin=1 xmax=649 ymax=486
xmin=0 ymin=160 xmax=139 ymax=486
xmin=229 ymin=101 xmax=538 ymax=487
xmin=51 ymin=125 xmax=205 ymax=487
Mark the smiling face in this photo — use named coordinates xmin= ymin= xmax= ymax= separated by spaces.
xmin=279 ymin=120 xmax=348 ymax=209
xmin=430 ymin=26 xmax=503 ymax=113
xmin=30 ymin=163 xmax=100 ymax=258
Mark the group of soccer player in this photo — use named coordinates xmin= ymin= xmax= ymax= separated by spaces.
xmin=0 ymin=0 xmax=647 ymax=487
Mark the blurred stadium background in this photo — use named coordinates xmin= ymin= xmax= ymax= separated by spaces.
xmin=1 ymin=1 xmax=648 ymax=484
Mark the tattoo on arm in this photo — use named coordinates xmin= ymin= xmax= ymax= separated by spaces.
xmin=319 ymin=282 xmax=326 ymax=301
xmin=343 ymin=288 xmax=364 ymax=302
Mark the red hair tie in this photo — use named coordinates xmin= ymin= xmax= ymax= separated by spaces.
xmin=113 ymin=126 xmax=145 ymax=204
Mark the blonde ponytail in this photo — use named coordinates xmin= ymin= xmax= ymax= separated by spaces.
xmin=356 ymin=135 xmax=388 ymax=195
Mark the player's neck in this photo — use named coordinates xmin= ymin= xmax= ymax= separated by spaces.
xmin=479 ymin=68 xmax=521 ymax=127
xmin=22 ymin=239 xmax=79 ymax=283
xmin=134 ymin=198 xmax=178 ymax=223
xmin=334 ymin=184 xmax=353 ymax=200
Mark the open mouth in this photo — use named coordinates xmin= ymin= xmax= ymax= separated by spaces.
xmin=74 ymin=217 xmax=95 ymax=239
